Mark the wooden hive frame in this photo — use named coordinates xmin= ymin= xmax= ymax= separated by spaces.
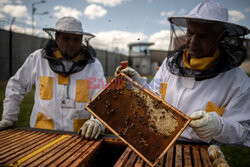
xmin=114 ymin=144 xmax=213 ymax=167
xmin=86 ymin=73 xmax=191 ymax=166
xmin=0 ymin=128 xmax=104 ymax=167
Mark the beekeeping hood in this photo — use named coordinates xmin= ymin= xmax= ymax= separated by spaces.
xmin=165 ymin=0 xmax=249 ymax=79
xmin=43 ymin=16 xmax=95 ymax=38
xmin=42 ymin=17 xmax=96 ymax=76
xmin=168 ymin=0 xmax=249 ymax=36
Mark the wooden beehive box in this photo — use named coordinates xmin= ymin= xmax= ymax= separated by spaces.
xmin=85 ymin=73 xmax=191 ymax=166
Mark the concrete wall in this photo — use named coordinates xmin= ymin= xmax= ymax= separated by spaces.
xmin=0 ymin=29 xmax=127 ymax=80
xmin=95 ymin=49 xmax=127 ymax=76
xmin=0 ymin=29 xmax=48 ymax=80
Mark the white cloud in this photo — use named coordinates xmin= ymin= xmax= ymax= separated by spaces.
xmin=148 ymin=30 xmax=170 ymax=50
xmin=25 ymin=19 xmax=33 ymax=26
xmin=160 ymin=11 xmax=176 ymax=25
xmin=0 ymin=5 xmax=29 ymax=18
xmin=160 ymin=9 xmax=186 ymax=18
xmin=244 ymin=7 xmax=250 ymax=13
xmin=90 ymin=29 xmax=183 ymax=53
xmin=228 ymin=10 xmax=245 ymax=23
xmin=0 ymin=13 xmax=4 ymax=19
xmin=15 ymin=0 xmax=23 ymax=5
xmin=0 ymin=0 xmax=12 ymax=5
xmin=147 ymin=0 xmax=153 ymax=2
xmin=84 ymin=4 xmax=107 ymax=20
xmin=86 ymin=0 xmax=129 ymax=7
xmin=0 ymin=0 xmax=23 ymax=6
xmin=159 ymin=20 xmax=168 ymax=25
xmin=160 ymin=11 xmax=175 ymax=17
xmin=90 ymin=30 xmax=147 ymax=53
xmin=53 ymin=6 xmax=82 ymax=19
xmin=178 ymin=9 xmax=186 ymax=15
xmin=3 ymin=24 xmax=45 ymax=37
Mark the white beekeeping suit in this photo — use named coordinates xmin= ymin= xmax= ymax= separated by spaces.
xmin=115 ymin=0 xmax=250 ymax=147
xmin=149 ymin=58 xmax=250 ymax=146
xmin=3 ymin=49 xmax=106 ymax=132
xmin=1 ymin=16 xmax=106 ymax=140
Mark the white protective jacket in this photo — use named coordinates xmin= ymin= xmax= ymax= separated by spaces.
xmin=149 ymin=58 xmax=250 ymax=147
xmin=3 ymin=49 xmax=106 ymax=132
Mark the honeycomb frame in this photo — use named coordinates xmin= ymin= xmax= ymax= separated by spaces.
xmin=85 ymin=73 xmax=191 ymax=166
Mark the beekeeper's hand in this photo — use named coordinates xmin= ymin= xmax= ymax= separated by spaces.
xmin=79 ymin=120 xmax=103 ymax=139
xmin=115 ymin=66 xmax=141 ymax=80
xmin=0 ymin=118 xmax=14 ymax=130
xmin=189 ymin=111 xmax=222 ymax=140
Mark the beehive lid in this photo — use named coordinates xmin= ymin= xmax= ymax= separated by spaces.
xmin=85 ymin=73 xmax=191 ymax=166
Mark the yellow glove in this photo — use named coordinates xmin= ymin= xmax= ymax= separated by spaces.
xmin=79 ymin=120 xmax=103 ymax=139
xmin=189 ymin=111 xmax=222 ymax=140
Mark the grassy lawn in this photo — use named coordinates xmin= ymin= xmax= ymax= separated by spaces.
xmin=0 ymin=78 xmax=250 ymax=166
xmin=0 ymin=81 xmax=33 ymax=127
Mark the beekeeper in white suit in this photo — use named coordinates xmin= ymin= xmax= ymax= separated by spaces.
xmin=115 ymin=0 xmax=250 ymax=146
xmin=0 ymin=17 xmax=106 ymax=139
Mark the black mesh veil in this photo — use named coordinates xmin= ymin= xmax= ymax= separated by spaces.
xmin=41 ymin=35 xmax=96 ymax=77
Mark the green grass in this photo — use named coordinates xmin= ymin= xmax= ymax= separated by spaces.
xmin=0 ymin=78 xmax=250 ymax=166
xmin=221 ymin=145 xmax=250 ymax=167
xmin=0 ymin=82 xmax=33 ymax=127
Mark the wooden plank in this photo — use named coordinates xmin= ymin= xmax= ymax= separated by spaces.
xmin=69 ymin=139 xmax=103 ymax=167
xmin=155 ymin=156 xmax=164 ymax=167
xmin=191 ymin=146 xmax=202 ymax=167
xmin=114 ymin=147 xmax=133 ymax=167
xmin=183 ymin=145 xmax=192 ymax=167
xmin=49 ymin=139 xmax=89 ymax=167
xmin=124 ymin=152 xmax=138 ymax=167
xmin=200 ymin=147 xmax=212 ymax=167
xmin=165 ymin=145 xmax=174 ymax=167
xmin=38 ymin=136 xmax=81 ymax=166
xmin=0 ymin=130 xmax=42 ymax=146
xmin=19 ymin=135 xmax=72 ymax=167
xmin=0 ymin=131 xmax=45 ymax=154
xmin=0 ymin=128 xmax=14 ymax=135
xmin=0 ymin=129 xmax=21 ymax=137
xmin=103 ymin=137 xmax=126 ymax=145
xmin=175 ymin=144 xmax=182 ymax=167
xmin=134 ymin=157 xmax=145 ymax=167
xmin=0 ymin=129 xmax=32 ymax=145
xmin=0 ymin=133 xmax=56 ymax=163
xmin=6 ymin=134 xmax=59 ymax=164
xmin=58 ymin=140 xmax=95 ymax=167
xmin=31 ymin=136 xmax=79 ymax=167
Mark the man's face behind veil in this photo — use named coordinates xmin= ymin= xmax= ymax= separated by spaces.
xmin=56 ymin=32 xmax=83 ymax=60
xmin=186 ymin=21 xmax=223 ymax=58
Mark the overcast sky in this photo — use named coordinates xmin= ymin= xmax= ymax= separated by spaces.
xmin=0 ymin=0 xmax=249 ymax=54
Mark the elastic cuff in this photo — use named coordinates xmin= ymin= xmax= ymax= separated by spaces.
xmin=135 ymin=77 xmax=149 ymax=89
xmin=212 ymin=116 xmax=224 ymax=139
